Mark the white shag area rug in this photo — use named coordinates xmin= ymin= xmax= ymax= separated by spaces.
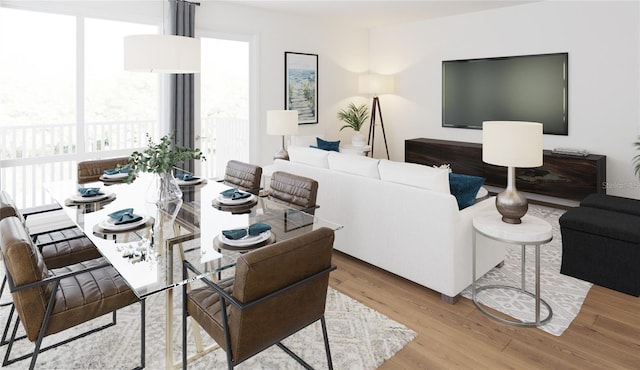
xmin=0 ymin=285 xmax=416 ymax=369
xmin=461 ymin=204 xmax=592 ymax=336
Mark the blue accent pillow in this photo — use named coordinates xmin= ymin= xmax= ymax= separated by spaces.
xmin=316 ymin=137 xmax=340 ymax=152
xmin=449 ymin=173 xmax=486 ymax=210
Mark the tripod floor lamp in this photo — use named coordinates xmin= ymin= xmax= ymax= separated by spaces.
xmin=358 ymin=74 xmax=394 ymax=159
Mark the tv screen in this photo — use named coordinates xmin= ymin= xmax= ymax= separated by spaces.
xmin=442 ymin=53 xmax=568 ymax=135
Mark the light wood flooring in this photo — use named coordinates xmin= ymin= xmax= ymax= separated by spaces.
xmin=329 ymin=250 xmax=640 ymax=369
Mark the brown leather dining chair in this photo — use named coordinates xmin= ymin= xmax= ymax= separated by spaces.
xmin=0 ymin=191 xmax=102 ymax=333
xmin=182 ymin=227 xmax=336 ymax=369
xmin=77 ymin=156 xmax=130 ymax=184
xmin=268 ymin=171 xmax=319 ymax=215
xmin=0 ymin=216 xmax=145 ymax=370
xmin=0 ymin=192 xmax=103 ymax=350
xmin=223 ymin=160 xmax=263 ymax=195
xmin=0 ymin=191 xmax=100 ymax=269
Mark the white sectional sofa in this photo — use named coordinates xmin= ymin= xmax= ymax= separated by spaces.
xmin=271 ymin=146 xmax=505 ymax=302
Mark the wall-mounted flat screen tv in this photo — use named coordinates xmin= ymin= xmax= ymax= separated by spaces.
xmin=442 ymin=52 xmax=568 ymax=135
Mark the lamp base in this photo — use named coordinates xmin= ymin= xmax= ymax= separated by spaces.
xmin=495 ymin=189 xmax=528 ymax=224
xmin=273 ymin=148 xmax=289 ymax=161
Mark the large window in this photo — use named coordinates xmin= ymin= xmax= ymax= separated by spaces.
xmin=85 ymin=18 xmax=158 ymax=152
xmin=0 ymin=6 xmax=159 ymax=206
xmin=0 ymin=8 xmax=76 ymax=155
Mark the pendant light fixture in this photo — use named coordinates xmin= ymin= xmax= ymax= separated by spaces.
xmin=124 ymin=1 xmax=200 ymax=74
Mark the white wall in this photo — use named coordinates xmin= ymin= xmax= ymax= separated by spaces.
xmin=196 ymin=2 xmax=369 ymax=167
xmin=369 ymin=1 xmax=640 ymax=199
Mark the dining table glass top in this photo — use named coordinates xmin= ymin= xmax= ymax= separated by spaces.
xmin=44 ymin=173 xmax=342 ymax=298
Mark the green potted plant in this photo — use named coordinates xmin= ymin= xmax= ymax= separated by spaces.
xmin=125 ymin=133 xmax=205 ymax=210
xmin=338 ymin=102 xmax=369 ymax=147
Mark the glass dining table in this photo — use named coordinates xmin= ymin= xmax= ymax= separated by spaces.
xmin=43 ymin=172 xmax=342 ymax=369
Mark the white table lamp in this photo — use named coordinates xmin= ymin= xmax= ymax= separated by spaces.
xmin=267 ymin=110 xmax=299 ymax=160
xmin=482 ymin=121 xmax=543 ymax=224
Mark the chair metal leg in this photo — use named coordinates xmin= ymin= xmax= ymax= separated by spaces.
xmin=219 ymin=299 xmax=234 ymax=370
xmin=0 ymin=275 xmax=12 ymax=307
xmin=321 ymin=316 xmax=333 ymax=370
xmin=1 ymin=300 xmax=137 ymax=368
xmin=28 ymin=280 xmax=60 ymax=370
xmin=182 ymin=280 xmax=188 ymax=370
xmin=271 ymin=317 xmax=331 ymax=370
xmin=2 ymin=315 xmax=21 ymax=366
xmin=0 ymin=304 xmax=15 ymax=346
xmin=276 ymin=342 xmax=313 ymax=369
xmin=0 ymin=304 xmax=25 ymax=346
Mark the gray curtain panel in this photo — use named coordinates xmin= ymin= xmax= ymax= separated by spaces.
xmin=169 ymin=0 xmax=197 ymax=174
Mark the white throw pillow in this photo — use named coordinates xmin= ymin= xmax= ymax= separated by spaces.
xmin=288 ymin=135 xmax=323 ymax=148
xmin=327 ymin=152 xmax=380 ymax=179
xmin=288 ymin=146 xmax=330 ymax=168
xmin=378 ymin=159 xmax=450 ymax=193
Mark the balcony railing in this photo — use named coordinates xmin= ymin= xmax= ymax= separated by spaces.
xmin=0 ymin=117 xmax=248 ymax=208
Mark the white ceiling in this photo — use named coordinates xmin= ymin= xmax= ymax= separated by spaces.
xmin=230 ymin=0 xmax=540 ymax=28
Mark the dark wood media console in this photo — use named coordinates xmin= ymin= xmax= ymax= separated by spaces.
xmin=405 ymin=138 xmax=606 ymax=205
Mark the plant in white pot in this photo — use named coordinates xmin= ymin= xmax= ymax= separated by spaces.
xmin=338 ymin=102 xmax=369 ymax=147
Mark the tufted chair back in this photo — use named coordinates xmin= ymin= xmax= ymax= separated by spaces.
xmin=223 ymin=160 xmax=263 ymax=195
xmin=77 ymin=157 xmax=130 ymax=184
xmin=0 ymin=217 xmax=51 ymax=341
xmin=268 ymin=171 xmax=319 ymax=214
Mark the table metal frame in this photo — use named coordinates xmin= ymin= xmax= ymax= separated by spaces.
xmin=472 ymin=215 xmax=553 ymax=327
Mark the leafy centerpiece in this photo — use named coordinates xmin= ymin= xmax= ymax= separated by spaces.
xmin=125 ymin=133 xmax=205 ymax=212
xmin=338 ymin=102 xmax=369 ymax=147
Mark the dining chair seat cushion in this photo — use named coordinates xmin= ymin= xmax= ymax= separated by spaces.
xmin=45 ymin=258 xmax=139 ymax=337
xmin=186 ymin=278 xmax=234 ymax=350
xmin=39 ymin=234 xmax=102 ymax=269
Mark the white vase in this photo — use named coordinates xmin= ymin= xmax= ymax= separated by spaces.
xmin=352 ymin=131 xmax=365 ymax=147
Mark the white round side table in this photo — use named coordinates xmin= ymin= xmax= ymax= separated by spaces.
xmin=472 ymin=213 xmax=553 ymax=326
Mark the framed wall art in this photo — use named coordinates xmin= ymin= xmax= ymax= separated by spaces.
xmin=285 ymin=52 xmax=318 ymax=124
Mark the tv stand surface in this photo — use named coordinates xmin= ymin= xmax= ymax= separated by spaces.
xmin=405 ymin=138 xmax=606 ymax=207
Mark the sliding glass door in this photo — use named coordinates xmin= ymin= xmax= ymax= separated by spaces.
xmin=197 ymin=35 xmax=250 ymax=179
